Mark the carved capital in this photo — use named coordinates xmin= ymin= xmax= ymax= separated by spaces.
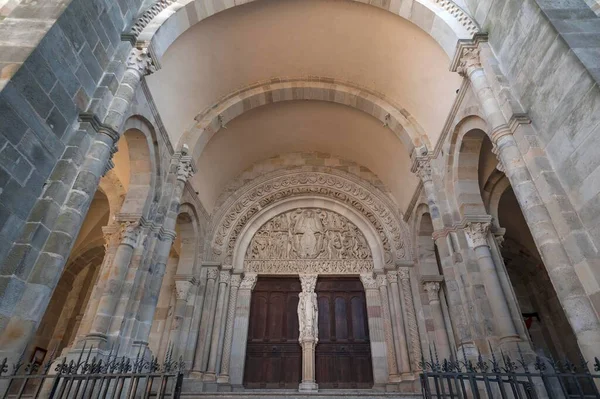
xmin=423 ymin=281 xmax=441 ymax=302
xmin=386 ymin=270 xmax=398 ymax=284
xmin=175 ymin=280 xmax=192 ymax=301
xmin=376 ymin=274 xmax=387 ymax=288
xmin=177 ymin=156 xmax=194 ymax=182
xmin=126 ymin=47 xmax=156 ymax=76
xmin=464 ymin=222 xmax=491 ymax=249
xmin=230 ymin=274 xmax=242 ymax=288
xmin=411 ymin=157 xmax=432 ymax=183
xmin=240 ymin=273 xmax=258 ymax=290
xmin=119 ymin=221 xmax=140 ymax=247
xmin=359 ymin=273 xmax=377 ymax=290
xmin=219 ymin=271 xmax=231 ymax=284
xmin=299 ymin=274 xmax=318 ymax=293
xmin=397 ymin=267 xmax=410 ymax=280
xmin=456 ymin=48 xmax=482 ymax=77
xmin=206 ymin=268 xmax=219 ymax=280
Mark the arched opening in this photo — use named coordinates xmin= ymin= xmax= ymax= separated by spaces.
xmin=26 ymin=190 xmax=109 ymax=362
xmin=149 ymin=207 xmax=199 ymax=363
xmin=474 ymin=134 xmax=582 ymax=362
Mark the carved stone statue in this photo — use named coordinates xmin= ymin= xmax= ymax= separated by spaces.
xmin=298 ymin=291 xmax=319 ymax=342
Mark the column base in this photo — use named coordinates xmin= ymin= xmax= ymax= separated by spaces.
xmin=388 ymin=374 xmax=402 ymax=383
xmin=298 ymin=381 xmax=318 ymax=392
xmin=216 ymin=375 xmax=230 ymax=384
xmin=188 ymin=371 xmax=204 ymax=379
xmin=202 ymin=372 xmax=217 ymax=382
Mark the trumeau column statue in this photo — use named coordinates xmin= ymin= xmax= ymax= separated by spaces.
xmin=298 ymin=274 xmax=319 ymax=392
xmin=454 ymin=42 xmax=600 ymax=361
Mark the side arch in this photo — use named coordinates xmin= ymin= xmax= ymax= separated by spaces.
xmin=135 ymin=0 xmax=478 ymax=59
xmin=180 ymin=79 xmax=430 ymax=161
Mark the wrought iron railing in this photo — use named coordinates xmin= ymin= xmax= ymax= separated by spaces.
xmin=0 ymin=344 xmax=184 ymax=399
xmin=420 ymin=346 xmax=600 ymax=399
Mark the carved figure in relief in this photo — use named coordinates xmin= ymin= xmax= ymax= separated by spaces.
xmin=298 ymin=291 xmax=319 ymax=341
xmin=245 ymin=208 xmax=372 ymax=261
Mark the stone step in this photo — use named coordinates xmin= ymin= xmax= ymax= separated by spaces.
xmin=180 ymin=390 xmax=422 ymax=399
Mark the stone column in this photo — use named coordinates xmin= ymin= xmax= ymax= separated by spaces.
xmin=398 ymin=267 xmax=422 ymax=370
xmin=218 ymin=273 xmax=242 ymax=384
xmin=131 ymin=153 xmax=194 ymax=355
xmin=360 ymin=274 xmax=389 ymax=386
xmin=386 ymin=271 xmax=411 ymax=375
xmin=376 ymin=274 xmax=400 ymax=382
xmin=457 ymin=45 xmax=600 ymax=360
xmin=412 ymin=157 xmax=474 ymax=356
xmin=170 ymin=279 xmax=193 ymax=358
xmin=85 ymin=221 xmax=140 ymax=346
xmin=204 ymin=271 xmax=231 ymax=381
xmin=185 ymin=268 xmax=207 ymax=369
xmin=298 ymin=274 xmax=318 ymax=392
xmin=464 ymin=222 xmax=519 ymax=343
xmin=191 ymin=267 xmax=219 ymax=376
xmin=74 ymin=224 xmax=120 ymax=342
xmin=229 ymin=273 xmax=257 ymax=387
xmin=422 ymin=278 xmax=451 ymax=360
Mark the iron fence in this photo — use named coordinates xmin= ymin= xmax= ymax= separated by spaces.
xmin=420 ymin=346 xmax=600 ymax=399
xmin=0 ymin=344 xmax=184 ymax=399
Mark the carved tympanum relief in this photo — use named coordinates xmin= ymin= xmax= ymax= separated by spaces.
xmin=244 ymin=208 xmax=374 ymax=274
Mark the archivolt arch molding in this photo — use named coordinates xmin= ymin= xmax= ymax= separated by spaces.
xmin=232 ymin=197 xmax=382 ymax=274
xmin=207 ymin=167 xmax=413 ymax=267
xmin=445 ymin=114 xmax=490 ymax=222
xmin=179 ymin=78 xmax=430 ymax=161
xmin=133 ymin=0 xmax=478 ymax=60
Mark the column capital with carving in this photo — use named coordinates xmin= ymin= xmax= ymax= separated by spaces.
xmin=397 ymin=267 xmax=411 ymax=280
xmin=206 ymin=267 xmax=219 ymax=281
xmin=230 ymin=274 xmax=242 ymax=288
xmin=359 ymin=273 xmax=378 ymax=290
xmin=423 ymin=281 xmax=441 ymax=303
xmin=376 ymin=274 xmax=387 ymax=288
xmin=299 ymin=274 xmax=318 ymax=293
xmin=386 ymin=270 xmax=398 ymax=284
xmin=126 ymin=47 xmax=156 ymax=76
xmin=464 ymin=222 xmax=491 ymax=249
xmin=450 ymin=34 xmax=488 ymax=76
xmin=119 ymin=221 xmax=141 ymax=247
xmin=410 ymin=156 xmax=433 ymax=183
xmin=219 ymin=270 xmax=231 ymax=284
xmin=175 ymin=280 xmax=193 ymax=301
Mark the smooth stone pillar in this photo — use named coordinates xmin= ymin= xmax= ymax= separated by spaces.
xmin=229 ymin=274 xmax=257 ymax=387
xmin=217 ymin=274 xmax=242 ymax=384
xmin=204 ymin=271 xmax=231 ymax=381
xmin=376 ymin=275 xmax=400 ymax=382
xmin=423 ymin=279 xmax=451 ymax=360
xmin=464 ymin=221 xmax=519 ymax=342
xmin=171 ymin=279 xmax=193 ymax=358
xmin=85 ymin=222 xmax=140 ymax=346
xmin=191 ymin=267 xmax=219 ymax=376
xmin=360 ymin=274 xmax=390 ymax=386
xmin=386 ymin=271 xmax=411 ymax=375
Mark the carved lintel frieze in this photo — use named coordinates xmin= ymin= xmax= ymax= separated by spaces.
xmin=464 ymin=222 xmax=491 ymax=249
xmin=245 ymin=260 xmax=373 ymax=274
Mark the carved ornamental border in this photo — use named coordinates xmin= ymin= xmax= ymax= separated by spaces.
xmin=209 ymin=170 xmax=412 ymax=266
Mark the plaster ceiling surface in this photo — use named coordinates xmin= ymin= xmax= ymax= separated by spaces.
xmin=146 ymin=0 xmax=462 ymax=149
xmin=192 ymin=100 xmax=418 ymax=213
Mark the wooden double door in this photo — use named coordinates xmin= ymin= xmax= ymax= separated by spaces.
xmin=243 ymin=276 xmax=373 ymax=389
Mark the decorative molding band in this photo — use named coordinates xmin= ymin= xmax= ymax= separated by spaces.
xmin=245 ymin=260 xmax=374 ymax=275
xmin=433 ymin=0 xmax=479 ymax=36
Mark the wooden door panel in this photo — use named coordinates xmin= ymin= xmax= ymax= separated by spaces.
xmin=315 ymin=277 xmax=373 ymax=389
xmin=244 ymin=277 xmax=302 ymax=389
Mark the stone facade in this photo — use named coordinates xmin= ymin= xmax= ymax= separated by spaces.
xmin=0 ymin=0 xmax=599 ymax=396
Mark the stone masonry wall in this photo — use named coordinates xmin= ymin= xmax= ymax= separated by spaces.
xmin=0 ymin=0 xmax=145 ymax=266
xmin=463 ymin=0 xmax=600 ymax=315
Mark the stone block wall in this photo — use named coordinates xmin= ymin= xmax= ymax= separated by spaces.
xmin=461 ymin=0 xmax=600 ymax=319
xmin=0 ymin=0 xmax=145 ymax=267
